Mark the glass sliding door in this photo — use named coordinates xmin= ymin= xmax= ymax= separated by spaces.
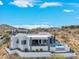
xmin=32 ymin=40 xmax=39 ymax=46
xmin=32 ymin=39 xmax=48 ymax=46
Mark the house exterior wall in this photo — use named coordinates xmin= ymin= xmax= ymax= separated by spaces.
xmin=10 ymin=33 xmax=70 ymax=53
xmin=19 ymin=37 xmax=31 ymax=51
xmin=50 ymin=47 xmax=56 ymax=52
xmin=18 ymin=37 xmax=28 ymax=50
xmin=50 ymin=45 xmax=70 ymax=52
xmin=64 ymin=44 xmax=70 ymax=52
xmin=10 ymin=36 xmax=18 ymax=49
xmin=32 ymin=46 xmax=48 ymax=51
xmin=29 ymin=37 xmax=49 ymax=40
xmin=27 ymin=37 xmax=31 ymax=50
xmin=6 ymin=48 xmax=76 ymax=57
xmin=6 ymin=33 xmax=76 ymax=57
xmin=18 ymin=37 xmax=50 ymax=51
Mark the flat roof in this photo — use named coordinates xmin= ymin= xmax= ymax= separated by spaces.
xmin=14 ymin=33 xmax=52 ymax=39
xmin=27 ymin=34 xmax=51 ymax=38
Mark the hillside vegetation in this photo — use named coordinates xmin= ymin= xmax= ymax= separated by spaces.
xmin=0 ymin=25 xmax=79 ymax=59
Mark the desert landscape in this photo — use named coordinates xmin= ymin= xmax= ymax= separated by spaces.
xmin=0 ymin=24 xmax=79 ymax=59
xmin=0 ymin=0 xmax=79 ymax=59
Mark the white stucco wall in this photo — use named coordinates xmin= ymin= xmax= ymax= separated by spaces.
xmin=18 ymin=36 xmax=28 ymax=50
xmin=6 ymin=48 xmax=76 ymax=57
xmin=10 ymin=33 xmax=70 ymax=53
xmin=32 ymin=46 xmax=48 ymax=51
xmin=50 ymin=45 xmax=70 ymax=52
xmin=50 ymin=47 xmax=56 ymax=52
xmin=10 ymin=35 xmax=31 ymax=51
xmin=64 ymin=44 xmax=70 ymax=52
xmin=27 ymin=37 xmax=31 ymax=50
xmin=10 ymin=36 xmax=18 ymax=49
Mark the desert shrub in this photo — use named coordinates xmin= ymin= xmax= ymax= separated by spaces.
xmin=36 ymin=49 xmax=39 ymax=52
xmin=40 ymin=48 xmax=43 ymax=52
xmin=25 ymin=48 xmax=28 ymax=52
xmin=50 ymin=55 xmax=66 ymax=59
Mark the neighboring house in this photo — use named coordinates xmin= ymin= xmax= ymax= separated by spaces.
xmin=6 ymin=32 xmax=76 ymax=57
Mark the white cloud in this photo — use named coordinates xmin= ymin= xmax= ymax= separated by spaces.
xmin=63 ymin=9 xmax=74 ymax=13
xmin=0 ymin=0 xmax=3 ymax=5
xmin=10 ymin=0 xmax=40 ymax=7
xmin=40 ymin=2 xmax=63 ymax=8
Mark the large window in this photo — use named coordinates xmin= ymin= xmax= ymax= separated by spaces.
xmin=32 ymin=40 xmax=39 ymax=46
xmin=39 ymin=40 xmax=41 ymax=44
xmin=50 ymin=37 xmax=53 ymax=44
xmin=32 ymin=39 xmax=48 ymax=46
xmin=43 ymin=40 xmax=47 ymax=43
xmin=42 ymin=40 xmax=48 ymax=45
xmin=21 ymin=40 xmax=27 ymax=45
xmin=16 ymin=39 xmax=19 ymax=44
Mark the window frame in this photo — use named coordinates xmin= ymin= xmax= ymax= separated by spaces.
xmin=21 ymin=40 xmax=27 ymax=45
xmin=16 ymin=39 xmax=19 ymax=44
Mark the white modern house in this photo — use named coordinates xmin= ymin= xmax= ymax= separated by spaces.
xmin=6 ymin=32 xmax=76 ymax=57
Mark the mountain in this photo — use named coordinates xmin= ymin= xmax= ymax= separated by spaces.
xmin=62 ymin=25 xmax=79 ymax=29
xmin=0 ymin=24 xmax=16 ymax=30
xmin=0 ymin=24 xmax=27 ymax=31
xmin=14 ymin=24 xmax=54 ymax=29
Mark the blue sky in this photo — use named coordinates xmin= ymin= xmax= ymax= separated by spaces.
xmin=0 ymin=0 xmax=79 ymax=27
